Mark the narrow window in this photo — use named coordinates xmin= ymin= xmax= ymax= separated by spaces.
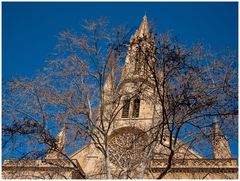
xmin=122 ymin=99 xmax=130 ymax=118
xmin=135 ymin=46 xmax=142 ymax=72
xmin=132 ymin=98 xmax=140 ymax=118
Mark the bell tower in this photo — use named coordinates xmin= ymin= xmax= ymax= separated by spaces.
xmin=110 ymin=15 xmax=158 ymax=132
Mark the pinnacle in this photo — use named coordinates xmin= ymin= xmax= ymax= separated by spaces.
xmin=212 ymin=119 xmax=231 ymax=159
xmin=213 ymin=119 xmax=221 ymax=135
xmin=134 ymin=15 xmax=150 ymax=38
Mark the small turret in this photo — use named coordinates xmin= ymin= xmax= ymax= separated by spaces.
xmin=103 ymin=71 xmax=114 ymax=97
xmin=56 ymin=124 xmax=67 ymax=151
xmin=46 ymin=125 xmax=67 ymax=159
xmin=212 ymin=120 xmax=231 ymax=159
xmin=103 ymin=52 xmax=115 ymax=104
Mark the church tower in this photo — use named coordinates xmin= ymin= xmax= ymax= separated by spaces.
xmin=112 ymin=15 xmax=158 ymax=132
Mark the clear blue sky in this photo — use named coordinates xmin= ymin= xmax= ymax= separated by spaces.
xmin=3 ymin=2 xmax=238 ymax=80
xmin=2 ymin=2 xmax=238 ymax=157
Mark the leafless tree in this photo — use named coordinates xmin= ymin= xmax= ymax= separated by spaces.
xmin=2 ymin=18 xmax=237 ymax=179
xmin=128 ymin=33 xmax=238 ymax=178
xmin=2 ymin=18 xmax=133 ymax=179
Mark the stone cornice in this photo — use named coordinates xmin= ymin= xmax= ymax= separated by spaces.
xmin=2 ymin=159 xmax=82 ymax=172
xmin=151 ymin=158 xmax=238 ymax=172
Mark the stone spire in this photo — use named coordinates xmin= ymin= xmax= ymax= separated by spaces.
xmin=103 ymin=73 xmax=114 ymax=104
xmin=46 ymin=124 xmax=67 ymax=159
xmin=103 ymin=52 xmax=115 ymax=103
xmin=121 ymin=15 xmax=154 ymax=82
xmin=56 ymin=124 xmax=67 ymax=151
xmin=212 ymin=120 xmax=231 ymax=159
xmin=134 ymin=15 xmax=150 ymax=38
xmin=104 ymin=74 xmax=114 ymax=92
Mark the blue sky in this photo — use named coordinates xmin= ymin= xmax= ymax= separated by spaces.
xmin=3 ymin=2 xmax=238 ymax=80
xmin=2 ymin=2 xmax=238 ymax=157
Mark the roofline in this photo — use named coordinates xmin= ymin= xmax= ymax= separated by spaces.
xmin=70 ymin=142 xmax=91 ymax=158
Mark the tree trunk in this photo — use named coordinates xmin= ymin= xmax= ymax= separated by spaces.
xmin=105 ymin=140 xmax=111 ymax=179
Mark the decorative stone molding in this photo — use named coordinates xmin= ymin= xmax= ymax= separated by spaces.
xmin=2 ymin=159 xmax=85 ymax=179
xmin=151 ymin=158 xmax=238 ymax=169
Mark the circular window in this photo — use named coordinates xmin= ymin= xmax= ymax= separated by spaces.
xmin=109 ymin=127 xmax=148 ymax=168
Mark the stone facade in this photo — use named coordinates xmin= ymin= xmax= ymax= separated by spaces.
xmin=2 ymin=159 xmax=85 ymax=179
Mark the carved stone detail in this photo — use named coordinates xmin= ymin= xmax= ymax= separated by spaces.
xmin=109 ymin=127 xmax=148 ymax=168
xmin=151 ymin=158 xmax=237 ymax=169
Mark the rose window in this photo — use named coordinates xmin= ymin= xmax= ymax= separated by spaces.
xmin=109 ymin=127 xmax=148 ymax=168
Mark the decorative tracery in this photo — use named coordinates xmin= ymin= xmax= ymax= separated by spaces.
xmin=109 ymin=127 xmax=148 ymax=168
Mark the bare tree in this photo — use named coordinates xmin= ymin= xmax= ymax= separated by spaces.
xmin=2 ymin=17 xmax=237 ymax=179
xmin=128 ymin=32 xmax=238 ymax=178
xmin=2 ymin=18 xmax=133 ymax=179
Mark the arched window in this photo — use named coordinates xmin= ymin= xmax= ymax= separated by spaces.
xmin=132 ymin=98 xmax=140 ymax=118
xmin=122 ymin=99 xmax=130 ymax=118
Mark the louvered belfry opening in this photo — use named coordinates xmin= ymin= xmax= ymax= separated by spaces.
xmin=132 ymin=98 xmax=140 ymax=118
xmin=122 ymin=99 xmax=130 ymax=118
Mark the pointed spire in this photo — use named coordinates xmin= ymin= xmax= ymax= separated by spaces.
xmin=56 ymin=124 xmax=67 ymax=151
xmin=103 ymin=73 xmax=114 ymax=94
xmin=121 ymin=15 xmax=155 ymax=82
xmin=134 ymin=15 xmax=150 ymax=38
xmin=212 ymin=120 xmax=231 ymax=159
xmin=103 ymin=51 xmax=115 ymax=96
xmin=46 ymin=124 xmax=67 ymax=159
